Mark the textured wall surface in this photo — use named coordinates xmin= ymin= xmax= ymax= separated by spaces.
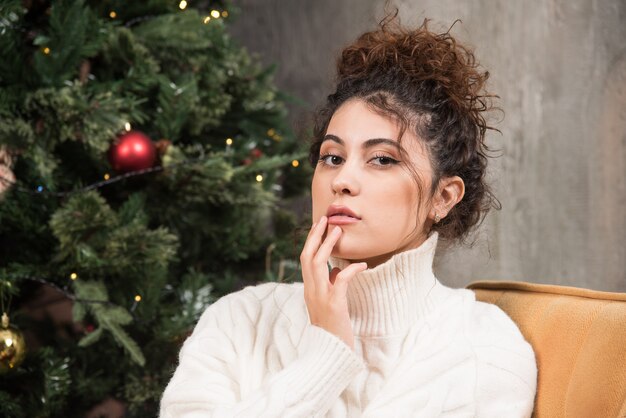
xmin=228 ymin=0 xmax=626 ymax=292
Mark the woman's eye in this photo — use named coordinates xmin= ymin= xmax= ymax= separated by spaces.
xmin=318 ymin=154 xmax=343 ymax=166
xmin=370 ymin=155 xmax=399 ymax=166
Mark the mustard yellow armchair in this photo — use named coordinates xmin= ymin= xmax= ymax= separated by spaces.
xmin=468 ymin=281 xmax=626 ymax=418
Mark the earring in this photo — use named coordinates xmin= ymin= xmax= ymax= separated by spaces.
xmin=434 ymin=212 xmax=441 ymax=223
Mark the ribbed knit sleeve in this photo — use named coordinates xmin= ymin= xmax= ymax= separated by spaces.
xmin=470 ymin=301 xmax=537 ymax=418
xmin=159 ymin=283 xmax=365 ymax=418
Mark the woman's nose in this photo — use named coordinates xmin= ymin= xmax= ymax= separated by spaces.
xmin=331 ymin=164 xmax=360 ymax=195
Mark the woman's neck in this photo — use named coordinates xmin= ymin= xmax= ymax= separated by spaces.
xmin=343 ymin=231 xmax=431 ymax=269
xmin=329 ymin=231 xmax=454 ymax=336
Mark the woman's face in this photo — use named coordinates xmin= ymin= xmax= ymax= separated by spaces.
xmin=311 ymin=98 xmax=434 ymax=267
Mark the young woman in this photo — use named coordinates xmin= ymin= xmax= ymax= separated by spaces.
xmin=160 ymin=15 xmax=537 ymax=418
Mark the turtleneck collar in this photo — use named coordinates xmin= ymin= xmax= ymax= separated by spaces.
xmin=328 ymin=231 xmax=454 ymax=337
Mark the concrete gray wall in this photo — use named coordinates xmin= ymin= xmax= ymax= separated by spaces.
xmin=228 ymin=0 xmax=626 ymax=292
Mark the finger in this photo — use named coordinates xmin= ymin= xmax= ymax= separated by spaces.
xmin=300 ymin=217 xmax=329 ymax=293
xmin=333 ymin=262 xmax=368 ymax=295
xmin=315 ymin=226 xmax=342 ymax=264
xmin=329 ymin=267 xmax=341 ymax=285
xmin=300 ymin=216 xmax=327 ymax=260
xmin=304 ymin=218 xmax=320 ymax=244
xmin=305 ymin=220 xmax=317 ymax=240
xmin=309 ymin=226 xmax=342 ymax=294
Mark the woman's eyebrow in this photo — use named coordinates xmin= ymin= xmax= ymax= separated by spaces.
xmin=363 ymin=138 xmax=401 ymax=150
xmin=322 ymin=134 xmax=345 ymax=145
xmin=322 ymin=134 xmax=400 ymax=150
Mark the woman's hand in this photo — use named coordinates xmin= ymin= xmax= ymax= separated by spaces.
xmin=300 ymin=215 xmax=368 ymax=350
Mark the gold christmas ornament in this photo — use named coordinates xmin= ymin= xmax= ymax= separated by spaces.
xmin=0 ymin=313 xmax=26 ymax=374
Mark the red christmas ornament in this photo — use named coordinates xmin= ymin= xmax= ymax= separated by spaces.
xmin=250 ymin=148 xmax=263 ymax=159
xmin=108 ymin=131 xmax=157 ymax=173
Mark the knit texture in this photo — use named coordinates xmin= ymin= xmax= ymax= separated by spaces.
xmin=160 ymin=232 xmax=537 ymax=417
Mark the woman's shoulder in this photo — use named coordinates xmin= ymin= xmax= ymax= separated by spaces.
xmin=430 ymin=285 xmax=520 ymax=332
xmin=458 ymin=288 xmax=537 ymax=409
xmin=450 ymin=288 xmax=532 ymax=353
xmin=462 ymin=291 xmax=530 ymax=348
xmin=442 ymin=286 xmax=536 ymax=371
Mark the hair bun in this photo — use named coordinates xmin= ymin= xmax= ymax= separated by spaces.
xmin=337 ymin=17 xmax=493 ymax=120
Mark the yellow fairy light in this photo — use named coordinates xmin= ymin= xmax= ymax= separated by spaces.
xmin=291 ymin=160 xmax=299 ymax=167
xmin=203 ymin=16 xmax=211 ymax=24
xmin=267 ymin=128 xmax=276 ymax=137
xmin=42 ymin=47 xmax=50 ymax=55
xmin=104 ymin=173 xmax=110 ymax=180
xmin=134 ymin=295 xmax=142 ymax=302
xmin=256 ymin=174 xmax=263 ymax=182
xmin=124 ymin=122 xmax=131 ymax=131
xmin=221 ymin=10 xmax=229 ymax=18
xmin=210 ymin=10 xmax=220 ymax=18
xmin=70 ymin=273 xmax=78 ymax=280
xmin=179 ymin=0 xmax=187 ymax=10
xmin=225 ymin=138 xmax=233 ymax=145
xmin=109 ymin=11 xmax=117 ymax=18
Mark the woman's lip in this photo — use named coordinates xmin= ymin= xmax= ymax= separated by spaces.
xmin=327 ymin=215 xmax=360 ymax=225
xmin=326 ymin=205 xmax=360 ymax=219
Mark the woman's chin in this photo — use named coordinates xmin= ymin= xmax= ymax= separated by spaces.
xmin=331 ymin=244 xmax=397 ymax=267
xmin=331 ymin=246 xmax=375 ymax=263
xmin=331 ymin=246 xmax=356 ymax=260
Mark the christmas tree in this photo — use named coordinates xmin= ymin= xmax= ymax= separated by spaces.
xmin=0 ymin=0 xmax=311 ymax=416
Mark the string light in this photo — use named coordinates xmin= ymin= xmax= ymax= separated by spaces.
xmin=2 ymin=155 xmax=208 ymax=198
xmin=124 ymin=122 xmax=131 ymax=131
xmin=291 ymin=160 xmax=299 ymax=167
xmin=42 ymin=47 xmax=50 ymax=55
xmin=103 ymin=173 xmax=110 ymax=180
xmin=210 ymin=10 xmax=220 ymax=18
xmin=70 ymin=273 xmax=78 ymax=281
xmin=109 ymin=11 xmax=117 ymax=18
xmin=225 ymin=138 xmax=233 ymax=146
xmin=178 ymin=1 xmax=187 ymax=10
xmin=203 ymin=16 xmax=211 ymax=24
xmin=221 ymin=10 xmax=229 ymax=18
xmin=8 ymin=276 xmax=142 ymax=324
xmin=255 ymin=174 xmax=263 ymax=182
xmin=134 ymin=295 xmax=142 ymax=302
xmin=266 ymin=128 xmax=283 ymax=142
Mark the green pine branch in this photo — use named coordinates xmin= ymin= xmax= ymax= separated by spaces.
xmin=33 ymin=0 xmax=108 ymax=87
xmin=73 ymin=280 xmax=145 ymax=366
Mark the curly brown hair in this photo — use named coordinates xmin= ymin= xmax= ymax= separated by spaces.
xmin=308 ymin=11 xmax=502 ymax=246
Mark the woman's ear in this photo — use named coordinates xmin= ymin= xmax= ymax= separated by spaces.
xmin=432 ymin=176 xmax=465 ymax=220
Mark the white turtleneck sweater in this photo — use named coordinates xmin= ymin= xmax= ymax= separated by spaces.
xmin=160 ymin=232 xmax=537 ymax=417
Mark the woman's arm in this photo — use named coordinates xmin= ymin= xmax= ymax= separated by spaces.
xmin=161 ymin=216 xmax=369 ymax=417
xmin=159 ymin=285 xmax=364 ymax=418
